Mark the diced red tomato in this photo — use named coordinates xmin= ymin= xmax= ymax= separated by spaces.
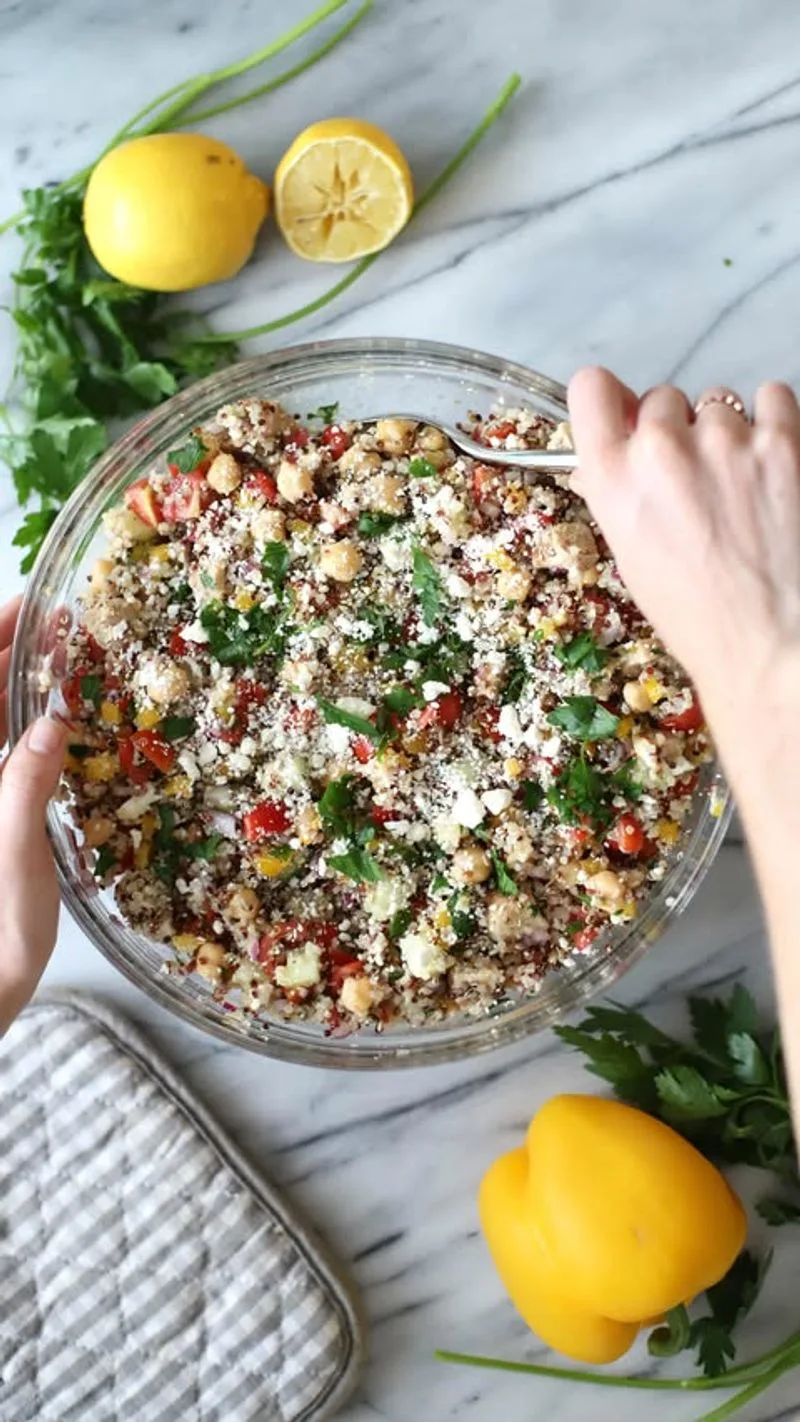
xmin=285 ymin=704 xmax=318 ymax=734
xmin=162 ymin=470 xmax=215 ymax=524
xmin=216 ymin=725 xmax=243 ymax=746
xmin=475 ymin=704 xmax=502 ymax=744
xmin=328 ymin=944 xmax=363 ymax=992
xmin=243 ymin=800 xmax=292 ymax=840
xmin=124 ymin=478 xmax=163 ymax=528
xmin=417 ymin=691 xmax=462 ymax=731
xmin=573 ymin=925 xmax=601 ymax=952
xmin=471 ymin=464 xmax=497 ymax=500
xmin=118 ymin=735 xmax=152 ymax=786
xmin=610 ymin=812 xmax=646 ymax=856
xmin=169 ymin=628 xmax=189 ymax=657
xmin=568 ymin=826 xmax=592 ymax=850
xmin=236 ymin=678 xmax=267 ymax=714
xmin=672 ymin=771 xmax=699 ymax=798
xmin=371 ymin=805 xmax=399 ymax=826
xmin=131 ymin=730 xmax=176 ymax=774
xmin=488 ymin=420 xmax=516 ymax=440
xmin=244 ymin=470 xmax=279 ymax=504
xmin=258 ymin=917 xmax=337 ymax=965
xmin=61 ymin=665 xmax=91 ymax=715
xmin=322 ymin=425 xmax=351 ymax=459
xmin=83 ymin=633 xmax=105 ymax=663
xmin=660 ymin=698 xmax=704 ymax=733
xmin=284 ymin=426 xmax=310 ymax=449
xmin=353 ymin=736 xmax=375 ymax=764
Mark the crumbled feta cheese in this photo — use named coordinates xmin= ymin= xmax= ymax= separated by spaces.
xmin=432 ymin=818 xmax=462 ymax=852
xmin=399 ymin=927 xmax=451 ymax=981
xmin=378 ymin=536 xmax=409 ymax=571
xmin=422 ymin=680 xmax=450 ymax=702
xmin=117 ymin=786 xmax=157 ymax=822
xmin=451 ymin=787 xmax=486 ymax=829
xmin=364 ymin=877 xmax=411 ymax=922
xmin=498 ymin=704 xmax=523 ymax=744
xmin=275 ymin=944 xmax=321 ymax=989
xmin=483 ymin=788 xmax=513 ymax=815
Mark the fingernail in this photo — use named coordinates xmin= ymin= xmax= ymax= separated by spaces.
xmin=28 ymin=717 xmax=66 ymax=755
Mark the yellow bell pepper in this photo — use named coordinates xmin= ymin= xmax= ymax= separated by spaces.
xmin=479 ymin=1094 xmax=746 ymax=1365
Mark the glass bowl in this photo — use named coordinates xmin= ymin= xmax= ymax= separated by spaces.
xmin=9 ymin=337 xmax=731 ymax=1068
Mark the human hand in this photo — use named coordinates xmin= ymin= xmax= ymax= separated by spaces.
xmin=0 ymin=596 xmax=66 ymax=1034
xmin=567 ymin=370 xmax=800 ymax=752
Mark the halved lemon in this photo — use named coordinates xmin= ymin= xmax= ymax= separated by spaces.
xmin=274 ymin=117 xmax=414 ymax=263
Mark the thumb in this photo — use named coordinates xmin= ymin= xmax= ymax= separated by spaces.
xmin=1 ymin=717 xmax=67 ymax=868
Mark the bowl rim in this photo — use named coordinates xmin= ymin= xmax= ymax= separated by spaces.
xmin=10 ymin=335 xmax=732 ymax=1068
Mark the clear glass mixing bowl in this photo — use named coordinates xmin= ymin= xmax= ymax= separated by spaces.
xmin=9 ymin=338 xmax=731 ymax=1068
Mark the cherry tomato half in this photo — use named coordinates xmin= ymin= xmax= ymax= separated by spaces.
xmin=243 ymin=800 xmax=292 ymax=840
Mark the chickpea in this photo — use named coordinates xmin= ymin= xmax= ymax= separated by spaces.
xmin=194 ymin=940 xmax=228 ymax=982
xmin=251 ymin=508 xmax=286 ymax=545
xmin=319 ymin=540 xmax=363 ymax=582
xmin=503 ymin=822 xmax=534 ymax=869
xmin=90 ymin=558 xmax=114 ymax=589
xmin=487 ymin=894 xmax=537 ymax=943
xmin=366 ymin=473 xmax=406 ymax=516
xmin=136 ymin=654 xmax=191 ymax=708
xmin=83 ymin=815 xmax=115 ymax=849
xmin=225 ymin=886 xmax=260 ymax=927
xmin=416 ymin=424 xmax=454 ymax=470
xmin=339 ymin=973 xmax=376 ymax=1018
xmin=451 ymin=845 xmax=492 ymax=886
xmin=103 ymin=506 xmax=158 ymax=545
xmin=295 ymin=804 xmax=324 ymax=846
xmin=375 ymin=418 xmax=417 ymax=455
xmin=549 ymin=521 xmax=599 ymax=579
xmin=337 ymin=445 xmax=382 ymax=478
xmin=277 ymin=458 xmax=314 ymax=503
xmin=206 ymin=452 xmax=242 ymax=494
xmin=623 ymin=680 xmax=652 ymax=714
xmin=495 ymin=567 xmax=532 ymax=603
xmin=587 ymin=869 xmax=624 ymax=906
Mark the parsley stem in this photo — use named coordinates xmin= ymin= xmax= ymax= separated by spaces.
xmin=435 ymin=1337 xmax=800 ymax=1394
xmin=121 ymin=0 xmax=352 ymax=140
xmin=192 ymin=72 xmax=522 ymax=345
xmin=692 ymin=1347 xmax=800 ymax=1421
xmin=0 ymin=0 xmax=354 ymax=238
xmin=178 ymin=0 xmax=373 ymax=126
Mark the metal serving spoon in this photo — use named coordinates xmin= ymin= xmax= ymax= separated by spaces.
xmin=361 ymin=413 xmax=578 ymax=471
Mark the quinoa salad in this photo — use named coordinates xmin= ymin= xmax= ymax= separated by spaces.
xmin=57 ymin=398 xmax=713 ymax=1032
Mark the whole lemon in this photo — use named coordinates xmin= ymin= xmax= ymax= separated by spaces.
xmin=83 ymin=133 xmax=269 ymax=291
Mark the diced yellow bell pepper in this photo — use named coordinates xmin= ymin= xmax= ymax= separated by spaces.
xmin=616 ymin=716 xmax=634 ymax=741
xmin=134 ymin=841 xmax=152 ymax=869
xmin=100 ymin=700 xmax=122 ymax=726
xmin=135 ymin=708 xmax=161 ymax=730
xmin=172 ymin=933 xmax=201 ymax=953
xmin=163 ymin=774 xmax=191 ymax=799
xmin=233 ymin=590 xmax=256 ymax=612
xmin=655 ymin=818 xmax=680 ymax=844
xmin=486 ymin=548 xmax=515 ymax=571
xmin=254 ymin=849 xmax=293 ymax=877
xmin=84 ymin=752 xmax=120 ymax=783
xmin=148 ymin=543 xmax=171 ymax=565
xmin=504 ymin=757 xmax=523 ymax=780
xmin=643 ymin=676 xmax=666 ymax=705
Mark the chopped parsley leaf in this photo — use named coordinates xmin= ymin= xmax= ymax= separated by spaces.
xmin=546 ymin=755 xmax=615 ymax=828
xmin=357 ymin=511 xmax=405 ymax=537
xmin=166 ymin=434 xmax=206 ymax=473
xmin=388 ymin=907 xmax=413 ymax=941
xmin=162 ymin=715 xmax=196 ymax=742
xmin=308 ymin=402 xmax=339 ymax=422
xmin=412 ymin=545 xmax=444 ymax=626
xmin=408 ymin=457 xmax=439 ymax=479
xmin=93 ymin=844 xmax=116 ymax=878
xmin=548 ymin=695 xmax=619 ymax=741
xmin=328 ymin=846 xmax=385 ymax=884
xmin=316 ymin=699 xmax=382 ymax=743
xmin=79 ymin=673 xmax=102 ymax=707
xmin=521 ymin=779 xmax=544 ymax=811
xmin=504 ymin=647 xmax=528 ymax=704
xmin=317 ymin=776 xmax=357 ymax=836
xmin=490 ymin=849 xmax=518 ymax=896
xmin=262 ymin=540 xmax=290 ymax=594
xmin=383 ymin=686 xmax=423 ymax=716
xmin=448 ymin=891 xmax=477 ymax=939
xmin=200 ymin=601 xmax=290 ymax=667
xmin=555 ymin=631 xmax=609 ymax=674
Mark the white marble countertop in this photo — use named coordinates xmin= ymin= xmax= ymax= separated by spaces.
xmin=2 ymin=2 xmax=800 ymax=1418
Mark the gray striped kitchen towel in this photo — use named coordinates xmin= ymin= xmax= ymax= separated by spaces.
xmin=0 ymin=993 xmax=364 ymax=1422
